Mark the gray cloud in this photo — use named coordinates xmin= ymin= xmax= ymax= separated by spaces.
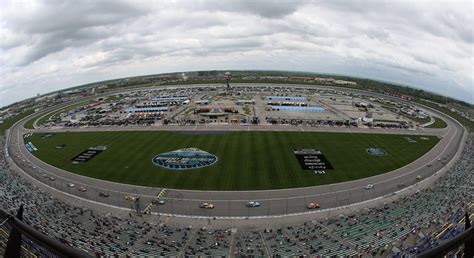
xmin=3 ymin=0 xmax=148 ymax=65
xmin=184 ymin=0 xmax=304 ymax=19
xmin=316 ymin=0 xmax=473 ymax=44
xmin=7 ymin=0 xmax=146 ymax=34
xmin=0 ymin=0 xmax=472 ymax=107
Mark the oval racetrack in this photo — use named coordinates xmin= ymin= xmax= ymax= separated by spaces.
xmin=5 ymin=84 xmax=466 ymax=219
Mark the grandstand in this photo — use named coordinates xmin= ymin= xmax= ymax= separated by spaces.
xmin=1 ymin=136 xmax=472 ymax=256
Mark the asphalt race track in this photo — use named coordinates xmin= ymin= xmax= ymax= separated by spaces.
xmin=5 ymin=84 xmax=466 ymax=219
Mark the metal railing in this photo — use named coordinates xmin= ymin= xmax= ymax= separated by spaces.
xmin=1 ymin=207 xmax=90 ymax=258
xmin=418 ymin=227 xmax=473 ymax=258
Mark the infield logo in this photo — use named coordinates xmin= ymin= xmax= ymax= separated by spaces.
xmin=152 ymin=148 xmax=218 ymax=170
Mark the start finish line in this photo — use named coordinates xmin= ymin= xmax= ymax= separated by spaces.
xmin=293 ymin=149 xmax=333 ymax=170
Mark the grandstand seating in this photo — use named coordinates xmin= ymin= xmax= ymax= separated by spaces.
xmin=0 ymin=135 xmax=473 ymax=256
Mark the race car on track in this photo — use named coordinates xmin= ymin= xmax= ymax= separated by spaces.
xmin=246 ymin=201 xmax=261 ymax=207
xmin=151 ymin=199 xmax=166 ymax=205
xmin=199 ymin=202 xmax=214 ymax=209
xmin=125 ymin=195 xmax=138 ymax=201
xmin=306 ymin=203 xmax=320 ymax=209
xmin=98 ymin=192 xmax=110 ymax=198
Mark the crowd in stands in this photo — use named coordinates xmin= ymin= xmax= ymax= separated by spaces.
xmin=0 ymin=135 xmax=472 ymax=257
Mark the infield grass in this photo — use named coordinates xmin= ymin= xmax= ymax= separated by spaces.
xmin=28 ymin=131 xmax=439 ymax=190
xmin=426 ymin=117 xmax=448 ymax=129
xmin=0 ymin=110 xmax=34 ymax=136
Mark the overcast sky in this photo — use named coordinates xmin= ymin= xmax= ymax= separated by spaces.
xmin=1 ymin=0 xmax=473 ymax=107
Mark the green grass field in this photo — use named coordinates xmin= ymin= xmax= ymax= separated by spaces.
xmin=27 ymin=131 xmax=439 ymax=190
xmin=23 ymin=117 xmax=35 ymax=129
xmin=426 ymin=116 xmax=448 ymax=129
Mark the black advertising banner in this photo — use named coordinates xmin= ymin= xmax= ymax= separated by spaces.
xmin=293 ymin=149 xmax=333 ymax=170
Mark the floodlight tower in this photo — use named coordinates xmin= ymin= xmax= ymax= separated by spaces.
xmin=224 ymin=72 xmax=232 ymax=90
